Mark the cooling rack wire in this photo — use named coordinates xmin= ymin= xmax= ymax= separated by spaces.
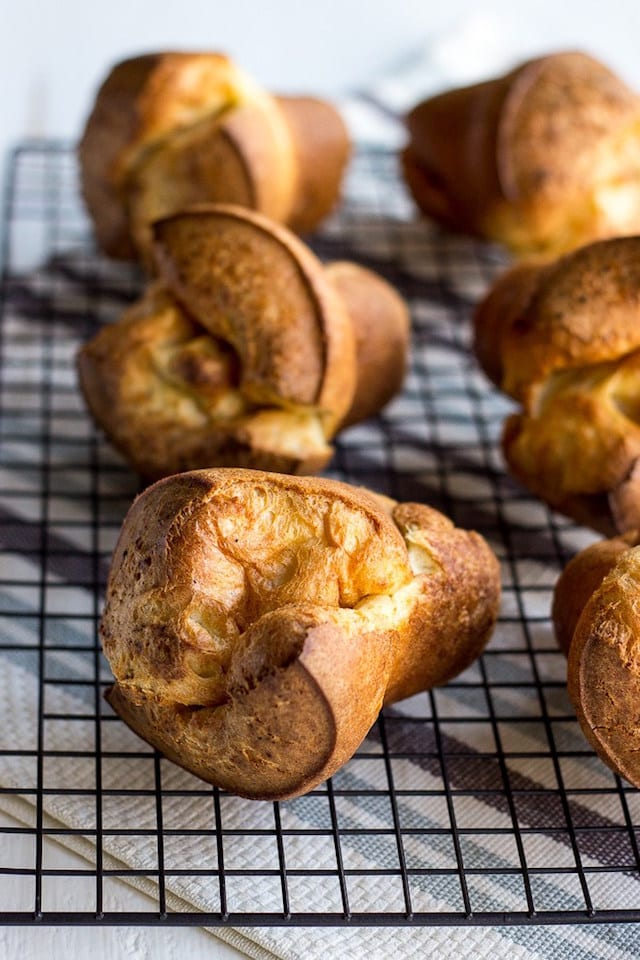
xmin=0 ymin=142 xmax=638 ymax=926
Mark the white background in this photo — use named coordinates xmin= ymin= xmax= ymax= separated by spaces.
xmin=2 ymin=1 xmax=640 ymax=956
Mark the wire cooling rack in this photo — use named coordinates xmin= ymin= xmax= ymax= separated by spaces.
xmin=1 ymin=141 xmax=640 ymax=928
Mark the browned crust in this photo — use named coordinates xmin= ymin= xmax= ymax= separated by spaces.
xmin=212 ymin=98 xmax=297 ymax=224
xmin=124 ymin=113 xmax=257 ymax=268
xmin=472 ymin=259 xmax=546 ymax=393
xmin=100 ymin=469 xmax=500 ymax=799
xmin=325 ymin=261 xmax=410 ymax=427
xmin=78 ymin=54 xmax=164 ymax=258
xmin=566 ymin=545 xmax=640 ymax=787
xmin=473 ymin=236 xmax=640 ymax=533
xmin=552 ymin=530 xmax=640 ymax=655
xmin=402 ymin=74 xmax=509 ymax=236
xmin=105 ymin=655 xmax=339 ymax=802
xmin=402 ymin=51 xmax=640 ymax=256
xmin=77 ymin=53 xmax=351 ymax=261
xmin=501 ymin=385 xmax=640 ymax=535
xmin=497 ymin=52 xmax=640 ymax=207
xmin=384 ymin=502 xmax=501 ymax=702
xmin=76 ymin=283 xmax=335 ymax=479
xmin=502 ymin=352 xmax=640 ymax=498
xmin=109 ymin=52 xmax=255 ymax=175
xmin=126 ymin=95 xmax=302 ymax=264
xmin=476 ymin=237 xmax=640 ymax=403
xmin=106 ymin=601 xmax=393 ymax=801
xmin=152 ymin=204 xmax=357 ymax=428
xmin=78 ymin=209 xmax=409 ymax=480
xmin=274 ymin=96 xmax=351 ymax=234
xmin=78 ymin=52 xmax=254 ymax=259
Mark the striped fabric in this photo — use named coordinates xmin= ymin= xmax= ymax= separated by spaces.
xmin=0 ymin=144 xmax=639 ymax=957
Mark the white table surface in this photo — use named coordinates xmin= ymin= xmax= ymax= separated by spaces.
xmin=0 ymin=811 xmax=249 ymax=959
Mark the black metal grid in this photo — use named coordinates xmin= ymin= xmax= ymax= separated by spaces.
xmin=1 ymin=141 xmax=640 ymax=927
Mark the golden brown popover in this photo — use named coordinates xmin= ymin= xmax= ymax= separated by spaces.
xmin=79 ymin=52 xmax=350 ymax=261
xmin=78 ymin=205 xmax=409 ymax=478
xmin=402 ymin=52 xmax=640 ymax=257
xmin=553 ymin=531 xmax=640 ymax=787
xmin=473 ymin=236 xmax=640 ymax=534
xmin=102 ymin=468 xmax=501 ymax=799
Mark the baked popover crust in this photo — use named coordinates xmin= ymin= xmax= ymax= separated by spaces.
xmin=78 ymin=205 xmax=409 ymax=479
xmin=402 ymin=52 xmax=640 ymax=257
xmin=101 ymin=469 xmax=501 ymax=799
xmin=79 ymin=52 xmax=350 ymax=261
xmin=473 ymin=236 xmax=640 ymax=534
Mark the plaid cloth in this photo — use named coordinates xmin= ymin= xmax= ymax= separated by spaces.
xmin=0 ymin=143 xmax=639 ymax=958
